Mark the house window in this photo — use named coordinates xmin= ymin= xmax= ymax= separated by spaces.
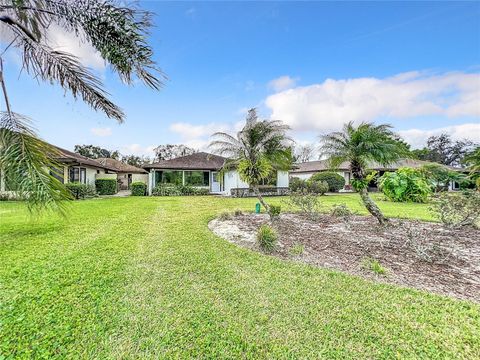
xmin=155 ymin=170 xmax=183 ymax=185
xmin=185 ymin=171 xmax=209 ymax=186
xmin=97 ymin=170 xmax=100 ymax=174
xmin=69 ymin=167 xmax=87 ymax=183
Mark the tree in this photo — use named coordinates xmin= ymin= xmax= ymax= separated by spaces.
xmin=121 ymin=154 xmax=151 ymax=167
xmin=153 ymin=144 xmax=196 ymax=162
xmin=320 ymin=122 xmax=409 ymax=224
xmin=74 ymin=145 xmax=119 ymax=160
xmin=412 ymin=134 xmax=474 ymax=167
xmin=209 ymin=108 xmax=293 ymax=214
xmin=294 ymin=144 xmax=315 ymax=163
xmin=0 ymin=0 xmax=163 ymax=212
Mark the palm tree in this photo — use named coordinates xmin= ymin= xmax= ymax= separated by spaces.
xmin=0 ymin=0 xmax=164 ymax=212
xmin=209 ymin=108 xmax=293 ymax=213
xmin=320 ymin=122 xmax=409 ymax=224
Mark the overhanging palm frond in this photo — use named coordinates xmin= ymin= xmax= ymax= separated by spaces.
xmin=13 ymin=28 xmax=125 ymax=122
xmin=1 ymin=0 xmax=166 ymax=89
xmin=0 ymin=112 xmax=71 ymax=213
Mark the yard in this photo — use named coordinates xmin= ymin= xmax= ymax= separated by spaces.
xmin=0 ymin=195 xmax=479 ymax=358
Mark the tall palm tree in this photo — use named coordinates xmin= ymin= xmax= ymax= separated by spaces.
xmin=320 ymin=122 xmax=409 ymax=224
xmin=209 ymin=108 xmax=293 ymax=213
xmin=0 ymin=0 xmax=164 ymax=212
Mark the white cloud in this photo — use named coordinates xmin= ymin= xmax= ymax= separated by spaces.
xmin=47 ymin=24 xmax=105 ymax=71
xmin=399 ymin=123 xmax=480 ymax=149
xmin=265 ymin=71 xmax=480 ymax=132
xmin=90 ymin=127 xmax=112 ymax=137
xmin=169 ymin=121 xmax=246 ymax=151
xmin=268 ymin=75 xmax=299 ymax=92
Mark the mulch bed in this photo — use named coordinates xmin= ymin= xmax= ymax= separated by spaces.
xmin=209 ymin=213 xmax=480 ymax=302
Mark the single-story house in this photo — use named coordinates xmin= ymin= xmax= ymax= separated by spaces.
xmin=95 ymin=158 xmax=148 ymax=190
xmin=143 ymin=152 xmax=289 ymax=196
xmin=290 ymin=158 xmax=464 ymax=191
xmin=0 ymin=145 xmax=117 ymax=194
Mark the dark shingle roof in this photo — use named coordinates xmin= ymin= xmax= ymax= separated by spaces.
xmin=291 ymin=158 xmax=462 ymax=173
xmin=95 ymin=158 xmax=147 ymax=173
xmin=54 ymin=146 xmax=117 ymax=172
xmin=144 ymin=152 xmax=226 ymax=170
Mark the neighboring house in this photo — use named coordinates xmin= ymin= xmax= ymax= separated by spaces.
xmin=95 ymin=158 xmax=148 ymax=190
xmin=290 ymin=158 xmax=464 ymax=191
xmin=0 ymin=145 xmax=117 ymax=194
xmin=143 ymin=152 xmax=290 ymax=196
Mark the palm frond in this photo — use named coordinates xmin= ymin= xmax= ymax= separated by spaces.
xmin=9 ymin=27 xmax=125 ymax=122
xmin=0 ymin=111 xmax=71 ymax=213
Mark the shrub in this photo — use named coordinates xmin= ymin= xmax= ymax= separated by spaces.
xmin=330 ymin=203 xmax=353 ymax=217
xmin=131 ymin=182 xmax=147 ymax=196
xmin=256 ymin=224 xmax=278 ymax=253
xmin=152 ymin=184 xmax=182 ymax=196
xmin=430 ymin=190 xmax=480 ymax=228
xmin=420 ymin=164 xmax=464 ymax=192
xmin=269 ymin=205 xmax=281 ymax=218
xmin=66 ymin=182 xmax=97 ymax=199
xmin=152 ymin=184 xmax=210 ymax=196
xmin=310 ymin=172 xmax=345 ymax=192
xmin=289 ymin=177 xmax=308 ymax=192
xmin=285 ymin=190 xmax=322 ymax=220
xmin=378 ymin=168 xmax=432 ymax=203
xmin=95 ymin=178 xmax=117 ymax=195
xmin=361 ymin=257 xmax=387 ymax=275
xmin=306 ymin=180 xmax=329 ymax=195
xmin=233 ymin=209 xmax=243 ymax=216
xmin=219 ymin=211 xmax=232 ymax=221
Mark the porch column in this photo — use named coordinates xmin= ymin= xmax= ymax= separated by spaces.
xmin=182 ymin=171 xmax=185 ymax=186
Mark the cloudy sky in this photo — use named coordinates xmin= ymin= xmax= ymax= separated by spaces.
xmin=2 ymin=1 xmax=479 ymax=157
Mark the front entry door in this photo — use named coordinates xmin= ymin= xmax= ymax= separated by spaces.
xmin=211 ymin=172 xmax=221 ymax=193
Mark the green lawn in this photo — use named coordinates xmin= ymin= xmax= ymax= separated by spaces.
xmin=0 ymin=195 xmax=478 ymax=358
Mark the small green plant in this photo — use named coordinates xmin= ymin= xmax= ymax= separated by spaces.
xmin=309 ymin=172 xmax=345 ymax=192
xmin=233 ymin=209 xmax=243 ymax=216
xmin=289 ymin=177 xmax=308 ymax=192
xmin=361 ymin=257 xmax=387 ymax=275
xmin=285 ymin=190 xmax=322 ymax=220
xmin=289 ymin=242 xmax=304 ymax=256
xmin=330 ymin=203 xmax=353 ymax=217
xmin=130 ymin=182 xmax=147 ymax=196
xmin=219 ymin=211 xmax=232 ymax=221
xmin=256 ymin=224 xmax=278 ymax=253
xmin=66 ymin=183 xmax=97 ymax=199
xmin=269 ymin=205 xmax=281 ymax=218
xmin=95 ymin=178 xmax=117 ymax=195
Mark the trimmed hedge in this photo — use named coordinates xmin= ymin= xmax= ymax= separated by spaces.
xmin=95 ymin=178 xmax=117 ymax=195
xmin=65 ymin=183 xmax=97 ymax=200
xmin=152 ymin=184 xmax=209 ymax=196
xmin=131 ymin=182 xmax=147 ymax=196
xmin=310 ymin=172 xmax=345 ymax=192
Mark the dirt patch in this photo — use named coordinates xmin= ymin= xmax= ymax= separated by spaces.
xmin=209 ymin=213 xmax=480 ymax=302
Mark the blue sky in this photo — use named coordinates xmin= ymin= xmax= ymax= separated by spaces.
xmin=2 ymin=1 xmax=479 ymax=157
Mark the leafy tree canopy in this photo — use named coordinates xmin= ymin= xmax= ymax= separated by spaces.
xmin=74 ymin=145 xmax=119 ymax=160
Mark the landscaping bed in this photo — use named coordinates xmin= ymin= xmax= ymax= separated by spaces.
xmin=209 ymin=213 xmax=480 ymax=302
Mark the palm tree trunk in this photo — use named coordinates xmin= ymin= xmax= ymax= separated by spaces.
xmin=252 ymin=186 xmax=270 ymax=212
xmin=359 ymin=187 xmax=389 ymax=225
xmin=350 ymin=160 xmax=388 ymax=225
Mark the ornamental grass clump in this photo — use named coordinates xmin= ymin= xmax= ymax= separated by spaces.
xmin=257 ymin=224 xmax=278 ymax=253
